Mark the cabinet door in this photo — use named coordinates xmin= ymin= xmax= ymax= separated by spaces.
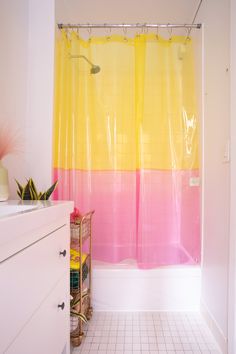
xmin=0 ymin=225 xmax=69 ymax=353
xmin=6 ymin=275 xmax=70 ymax=354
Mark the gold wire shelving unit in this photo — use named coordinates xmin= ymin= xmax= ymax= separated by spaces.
xmin=70 ymin=210 xmax=95 ymax=347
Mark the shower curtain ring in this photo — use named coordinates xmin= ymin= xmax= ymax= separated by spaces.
xmin=143 ymin=23 xmax=148 ymax=34
xmin=167 ymin=24 xmax=172 ymax=41
xmin=66 ymin=28 xmax=71 ymax=40
xmin=87 ymin=24 xmax=92 ymax=35
xmin=105 ymin=24 xmax=111 ymax=40
xmin=185 ymin=27 xmax=191 ymax=43
xmin=87 ymin=24 xmax=92 ymax=39
xmin=123 ymin=25 xmax=128 ymax=40
xmin=136 ymin=23 xmax=141 ymax=36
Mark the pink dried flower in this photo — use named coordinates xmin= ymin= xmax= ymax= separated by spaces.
xmin=0 ymin=124 xmax=22 ymax=160
xmin=70 ymin=207 xmax=81 ymax=223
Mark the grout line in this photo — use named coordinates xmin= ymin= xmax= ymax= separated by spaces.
xmin=71 ymin=311 xmax=221 ymax=353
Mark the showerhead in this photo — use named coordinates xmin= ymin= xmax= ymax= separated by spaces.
xmin=90 ymin=65 xmax=101 ymax=74
xmin=70 ymin=54 xmax=101 ymax=74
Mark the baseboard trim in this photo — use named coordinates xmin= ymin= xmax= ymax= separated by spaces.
xmin=200 ymin=300 xmax=228 ymax=354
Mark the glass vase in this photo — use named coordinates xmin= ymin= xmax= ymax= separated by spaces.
xmin=0 ymin=160 xmax=9 ymax=201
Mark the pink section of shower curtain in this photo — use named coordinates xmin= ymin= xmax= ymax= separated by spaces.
xmin=53 ymin=169 xmax=200 ymax=268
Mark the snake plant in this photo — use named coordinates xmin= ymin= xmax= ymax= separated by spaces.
xmin=16 ymin=178 xmax=58 ymax=200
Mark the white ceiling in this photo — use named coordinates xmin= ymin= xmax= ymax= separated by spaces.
xmin=56 ymin=0 xmax=200 ymax=29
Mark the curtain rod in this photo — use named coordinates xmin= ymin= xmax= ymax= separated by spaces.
xmin=58 ymin=23 xmax=201 ymax=30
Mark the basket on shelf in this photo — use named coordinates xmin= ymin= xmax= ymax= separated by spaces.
xmin=70 ymin=262 xmax=89 ymax=291
xmin=70 ymin=218 xmax=91 ymax=250
xmin=70 ymin=248 xmax=89 ymax=291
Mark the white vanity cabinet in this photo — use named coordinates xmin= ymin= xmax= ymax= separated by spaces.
xmin=0 ymin=201 xmax=73 ymax=354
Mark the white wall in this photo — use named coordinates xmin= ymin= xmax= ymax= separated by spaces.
xmin=0 ymin=0 xmax=29 ymax=196
xmin=196 ymin=1 xmax=230 ymax=353
xmin=56 ymin=0 xmax=199 ymax=28
xmin=26 ymin=0 xmax=55 ymax=191
xmin=0 ymin=0 xmax=55 ymax=198
xmin=228 ymin=0 xmax=236 ymax=352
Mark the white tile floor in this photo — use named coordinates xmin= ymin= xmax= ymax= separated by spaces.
xmin=71 ymin=312 xmax=221 ymax=354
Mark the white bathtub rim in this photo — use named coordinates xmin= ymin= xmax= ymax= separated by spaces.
xmin=92 ymin=259 xmax=201 ymax=279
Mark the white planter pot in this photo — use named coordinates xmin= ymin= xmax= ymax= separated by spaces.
xmin=0 ymin=160 xmax=9 ymax=201
xmin=70 ymin=315 xmax=79 ymax=333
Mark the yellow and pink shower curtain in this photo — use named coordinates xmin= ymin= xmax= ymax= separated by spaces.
xmin=53 ymin=31 xmax=200 ymax=268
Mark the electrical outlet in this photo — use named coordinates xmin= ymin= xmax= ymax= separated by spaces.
xmin=189 ymin=177 xmax=200 ymax=187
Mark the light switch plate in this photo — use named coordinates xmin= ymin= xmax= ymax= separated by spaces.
xmin=223 ymin=139 xmax=230 ymax=163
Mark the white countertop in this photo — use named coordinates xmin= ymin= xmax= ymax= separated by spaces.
xmin=0 ymin=200 xmax=46 ymax=218
xmin=0 ymin=200 xmax=73 ymax=218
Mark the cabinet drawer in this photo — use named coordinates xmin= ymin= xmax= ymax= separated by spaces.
xmin=6 ymin=275 xmax=69 ymax=354
xmin=0 ymin=225 xmax=69 ymax=353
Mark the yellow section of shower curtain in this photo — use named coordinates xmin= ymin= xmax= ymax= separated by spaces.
xmin=53 ymin=31 xmax=199 ymax=171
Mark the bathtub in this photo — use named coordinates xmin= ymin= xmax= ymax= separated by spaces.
xmin=92 ymin=259 xmax=201 ymax=312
